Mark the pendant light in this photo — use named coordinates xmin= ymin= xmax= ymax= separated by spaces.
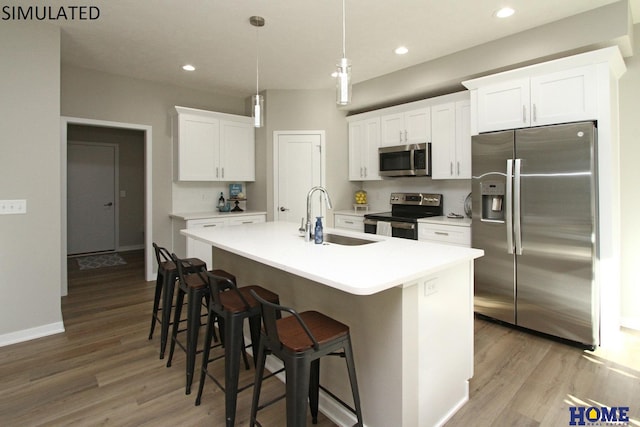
xmin=336 ymin=0 xmax=351 ymax=105
xmin=250 ymin=16 xmax=265 ymax=128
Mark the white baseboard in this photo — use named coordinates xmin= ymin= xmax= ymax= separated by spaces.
xmin=620 ymin=317 xmax=640 ymax=331
xmin=0 ymin=322 xmax=65 ymax=347
xmin=118 ymin=244 xmax=145 ymax=252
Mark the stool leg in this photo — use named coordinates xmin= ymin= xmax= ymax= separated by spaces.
xmin=343 ymin=338 xmax=364 ymax=427
xmin=249 ymin=340 xmax=267 ymax=427
xmin=159 ymin=272 xmax=176 ymax=359
xmin=166 ymin=288 xmax=184 ymax=368
xmin=185 ymin=287 xmax=203 ymax=395
xmin=148 ymin=270 xmax=164 ymax=340
xmin=286 ymin=355 xmax=311 ymax=427
xmin=309 ymin=359 xmax=320 ymax=424
xmin=195 ymin=307 xmax=216 ymax=406
xmin=248 ymin=315 xmax=262 ymax=368
xmin=223 ymin=315 xmax=244 ymax=427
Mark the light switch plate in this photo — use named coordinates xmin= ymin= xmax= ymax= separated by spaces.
xmin=0 ymin=199 xmax=27 ymax=214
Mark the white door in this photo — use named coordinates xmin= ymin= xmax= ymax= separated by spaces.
xmin=67 ymin=142 xmax=117 ymax=255
xmin=275 ymin=132 xmax=323 ymax=225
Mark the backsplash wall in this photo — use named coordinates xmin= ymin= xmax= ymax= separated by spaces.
xmin=360 ymin=178 xmax=471 ymax=216
xmin=171 ymin=181 xmax=247 ymax=213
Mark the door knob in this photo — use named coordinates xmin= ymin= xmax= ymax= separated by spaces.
xmin=280 ymin=207 xmax=289 ymax=211
xmin=104 ymin=202 xmax=113 ymax=206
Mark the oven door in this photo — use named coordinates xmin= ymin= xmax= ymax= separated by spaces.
xmin=390 ymin=221 xmax=417 ymax=240
xmin=363 ymin=218 xmax=378 ymax=234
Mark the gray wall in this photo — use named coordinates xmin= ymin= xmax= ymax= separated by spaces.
xmin=0 ymin=23 xmax=62 ymax=337
xmin=60 ymin=65 xmax=247 ymax=254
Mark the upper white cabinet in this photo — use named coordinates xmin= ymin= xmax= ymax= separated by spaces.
xmin=470 ymin=65 xmax=597 ymax=133
xmin=380 ymin=107 xmax=430 ymax=147
xmin=431 ymin=100 xmax=471 ymax=180
xmin=172 ymin=106 xmax=255 ymax=181
xmin=348 ymin=117 xmax=381 ymax=181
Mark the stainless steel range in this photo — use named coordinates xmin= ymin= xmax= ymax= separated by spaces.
xmin=364 ymin=193 xmax=443 ymax=240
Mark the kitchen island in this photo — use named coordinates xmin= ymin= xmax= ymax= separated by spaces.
xmin=182 ymin=221 xmax=483 ymax=427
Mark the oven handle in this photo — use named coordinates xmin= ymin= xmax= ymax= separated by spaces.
xmin=390 ymin=222 xmax=415 ymax=230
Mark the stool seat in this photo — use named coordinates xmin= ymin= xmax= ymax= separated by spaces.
xmin=277 ymin=311 xmax=349 ymax=352
xmin=219 ymin=285 xmax=279 ymax=314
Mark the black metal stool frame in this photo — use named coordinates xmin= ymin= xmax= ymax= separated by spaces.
xmin=148 ymin=243 xmax=206 ymax=359
xmin=195 ymin=273 xmax=280 ymax=427
xmin=249 ymin=291 xmax=364 ymax=427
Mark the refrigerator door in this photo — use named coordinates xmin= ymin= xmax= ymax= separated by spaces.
xmin=472 ymin=131 xmax=516 ymax=323
xmin=515 ymin=122 xmax=597 ymax=345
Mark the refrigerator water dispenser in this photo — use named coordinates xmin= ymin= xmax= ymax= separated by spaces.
xmin=481 ymin=181 xmax=505 ymax=221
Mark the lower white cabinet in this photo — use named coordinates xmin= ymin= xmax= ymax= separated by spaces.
xmin=333 ymin=213 xmax=365 ymax=232
xmin=172 ymin=213 xmax=266 ymax=267
xmin=418 ymin=222 xmax=470 ymax=247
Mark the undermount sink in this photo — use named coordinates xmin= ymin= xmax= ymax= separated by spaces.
xmin=322 ymin=233 xmax=377 ymax=246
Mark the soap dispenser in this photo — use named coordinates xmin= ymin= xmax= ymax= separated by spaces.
xmin=314 ymin=216 xmax=323 ymax=244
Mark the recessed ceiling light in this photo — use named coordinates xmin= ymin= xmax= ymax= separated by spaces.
xmin=395 ymin=46 xmax=409 ymax=55
xmin=182 ymin=64 xmax=196 ymax=71
xmin=495 ymin=7 xmax=515 ymax=18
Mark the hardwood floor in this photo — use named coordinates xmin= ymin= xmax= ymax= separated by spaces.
xmin=0 ymin=250 xmax=638 ymax=426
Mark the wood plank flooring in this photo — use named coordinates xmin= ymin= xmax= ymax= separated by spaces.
xmin=0 ymin=249 xmax=638 ymax=426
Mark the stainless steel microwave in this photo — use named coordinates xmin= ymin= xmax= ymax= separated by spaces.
xmin=378 ymin=143 xmax=431 ymax=177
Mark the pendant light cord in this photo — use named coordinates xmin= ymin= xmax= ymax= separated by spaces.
xmin=342 ymin=0 xmax=346 ymax=58
xmin=255 ymin=26 xmax=260 ymax=96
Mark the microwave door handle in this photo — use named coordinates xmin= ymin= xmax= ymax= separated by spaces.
xmin=506 ymin=159 xmax=514 ymax=255
xmin=410 ymin=148 xmax=415 ymax=172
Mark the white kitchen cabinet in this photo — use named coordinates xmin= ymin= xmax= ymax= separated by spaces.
xmin=430 ymin=100 xmax=471 ymax=180
xmin=172 ymin=106 xmax=255 ymax=181
xmin=418 ymin=222 xmax=470 ymax=247
xmin=348 ymin=117 xmax=381 ymax=181
xmin=333 ymin=213 xmax=365 ymax=232
xmin=475 ymin=66 xmax=596 ymax=133
xmin=171 ymin=213 xmax=266 ymax=267
xmin=380 ymin=107 xmax=430 ymax=147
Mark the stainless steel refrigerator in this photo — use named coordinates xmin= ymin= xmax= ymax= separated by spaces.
xmin=472 ymin=122 xmax=598 ymax=347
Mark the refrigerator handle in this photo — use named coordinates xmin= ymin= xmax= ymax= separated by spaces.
xmin=506 ymin=159 xmax=514 ymax=254
xmin=514 ymin=158 xmax=523 ymax=255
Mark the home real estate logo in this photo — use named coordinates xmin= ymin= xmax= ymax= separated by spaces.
xmin=569 ymin=406 xmax=630 ymax=426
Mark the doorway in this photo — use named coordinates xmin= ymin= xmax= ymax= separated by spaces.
xmin=61 ymin=117 xmax=154 ymax=296
xmin=273 ymin=131 xmax=326 ymax=223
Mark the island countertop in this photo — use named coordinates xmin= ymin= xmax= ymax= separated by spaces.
xmin=181 ymin=221 xmax=483 ymax=296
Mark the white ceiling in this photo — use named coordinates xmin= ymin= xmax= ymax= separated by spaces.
xmin=33 ymin=0 xmax=640 ymax=98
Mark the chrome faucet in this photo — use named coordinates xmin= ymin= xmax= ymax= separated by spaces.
xmin=304 ymin=186 xmax=333 ymax=242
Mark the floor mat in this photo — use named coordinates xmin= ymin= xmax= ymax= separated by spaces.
xmin=76 ymin=253 xmax=127 ymax=270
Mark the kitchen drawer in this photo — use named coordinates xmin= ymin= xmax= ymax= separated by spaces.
xmin=227 ymin=214 xmax=266 ymax=226
xmin=334 ymin=214 xmax=365 ymax=232
xmin=418 ymin=223 xmax=470 ymax=247
xmin=187 ymin=218 xmax=227 ymax=229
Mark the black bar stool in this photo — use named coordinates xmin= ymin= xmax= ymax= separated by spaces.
xmin=195 ymin=273 xmax=280 ymax=427
xmin=165 ymin=253 xmax=235 ymax=394
xmin=148 ymin=243 xmax=206 ymax=359
xmin=249 ymin=291 xmax=364 ymax=427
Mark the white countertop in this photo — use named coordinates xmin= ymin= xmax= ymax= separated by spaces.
xmin=170 ymin=210 xmax=267 ymax=221
xmin=181 ymin=221 xmax=483 ymax=296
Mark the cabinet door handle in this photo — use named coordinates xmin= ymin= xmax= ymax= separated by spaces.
xmin=457 ymin=161 xmax=460 ymax=176
xmin=221 ymin=167 xmax=225 ymax=178
xmin=204 ymin=224 xmax=218 ymax=228
xmin=435 ymin=231 xmax=449 ymax=236
xmin=360 ymin=167 xmax=364 ymax=178
xmin=241 ymin=221 xmax=253 ymax=224
xmin=399 ymin=131 xmax=403 ymax=142
xmin=216 ymin=167 xmax=219 ymax=178
xmin=523 ymin=105 xmax=527 ymax=123
xmin=450 ymin=162 xmax=453 ymax=176
xmin=404 ymin=130 xmax=408 ymax=141
xmin=345 ymin=220 xmax=354 ymax=225
xmin=364 ymin=167 xmax=367 ymax=177
xmin=532 ymin=104 xmax=537 ymax=123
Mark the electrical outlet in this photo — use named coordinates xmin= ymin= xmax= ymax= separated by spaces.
xmin=0 ymin=199 xmax=27 ymax=214
xmin=424 ymin=279 xmax=437 ymax=296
